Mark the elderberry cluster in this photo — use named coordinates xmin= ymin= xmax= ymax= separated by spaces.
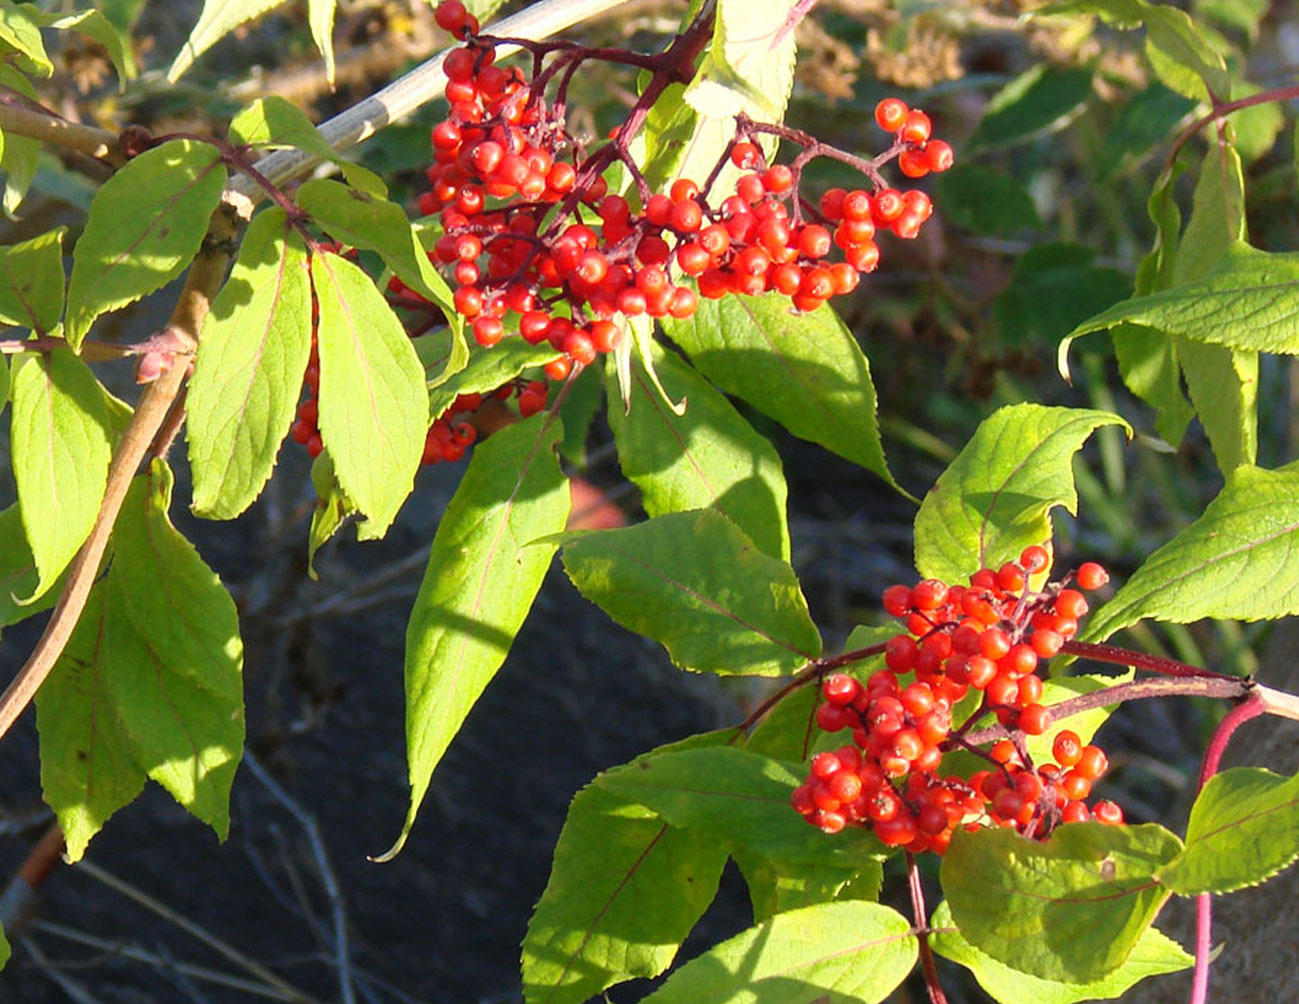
xmin=393 ymin=0 xmax=954 ymax=381
xmin=792 ymin=547 xmax=1122 ymax=854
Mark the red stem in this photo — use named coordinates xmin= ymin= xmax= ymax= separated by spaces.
xmin=907 ymin=852 xmax=950 ymax=1004
xmin=1188 ymin=693 xmax=1266 ymax=1004
xmin=1061 ymin=640 xmax=1237 ymax=681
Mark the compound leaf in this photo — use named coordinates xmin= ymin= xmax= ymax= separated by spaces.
xmin=65 ymin=140 xmax=227 ymax=349
xmin=383 ymin=416 xmax=569 ymax=860
xmin=596 ymin=746 xmax=881 ymax=866
xmin=1156 ymin=767 xmax=1299 ymax=895
xmin=522 ymin=783 xmax=727 ymax=1004
xmin=559 ymin=508 xmax=821 ymax=676
xmin=929 ymin=900 xmax=1191 ymax=1004
xmin=0 ymin=226 xmax=64 ymax=333
xmin=941 ymin=822 xmax=1182 ymax=983
xmin=310 ymin=251 xmax=428 ymax=538
xmin=663 ymin=292 xmax=898 ymax=492
xmin=914 ymin=404 xmax=1129 ymax=582
xmin=189 ymin=208 xmax=312 ymax=519
xmin=639 ymin=900 xmax=917 ymax=1004
xmin=10 ymin=347 xmax=112 ymax=596
xmin=1084 ymin=464 xmax=1299 ymax=641
xmin=605 ymin=342 xmax=790 ymax=560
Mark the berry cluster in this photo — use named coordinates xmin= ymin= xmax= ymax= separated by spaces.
xmin=395 ymin=1 xmax=953 ymax=377
xmin=792 ymin=546 xmax=1121 ymax=854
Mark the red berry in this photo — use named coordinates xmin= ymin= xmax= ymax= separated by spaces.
xmin=900 ymin=109 xmax=932 ymax=145
xmin=1053 ymin=730 xmax=1083 ymax=768
xmin=1075 ymin=745 xmax=1109 ymax=780
xmin=1076 ymin=562 xmax=1109 ymax=590
xmin=1020 ymin=545 xmax=1050 ymax=573
xmin=875 ymin=97 xmax=908 ymax=132
xmin=925 ymin=140 xmax=954 ymax=172
xmin=1092 ymin=799 xmax=1124 ymax=825
xmin=762 ymin=164 xmax=793 ymax=192
xmin=1017 ymin=703 xmax=1051 ymax=736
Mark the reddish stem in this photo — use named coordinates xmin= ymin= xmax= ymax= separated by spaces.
xmin=1061 ymin=640 xmax=1237 ymax=681
xmin=1188 ymin=693 xmax=1266 ymax=1004
xmin=907 ymin=852 xmax=950 ymax=1004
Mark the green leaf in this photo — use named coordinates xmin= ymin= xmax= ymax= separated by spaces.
xmin=310 ymin=250 xmax=428 ymax=538
xmin=684 ymin=0 xmax=797 ymax=122
xmin=33 ymin=8 xmax=137 ymax=84
xmin=941 ymin=822 xmax=1181 ymax=983
xmin=307 ymin=0 xmax=336 ymax=87
xmin=929 ymin=900 xmax=1192 ymax=1004
xmin=168 ymin=0 xmax=288 ymax=81
xmin=37 ymin=462 xmax=244 ymax=860
xmin=605 ymin=342 xmax=790 ymax=560
xmin=597 ymin=747 xmax=881 ymax=865
xmin=65 ymin=139 xmax=227 ymax=349
xmin=663 ymin=292 xmax=899 ymax=492
xmin=967 ymin=65 xmax=1094 ymax=151
xmin=1024 ymin=671 xmax=1133 ymax=764
xmin=992 ymin=243 xmax=1129 ymax=346
xmin=0 ymin=4 xmax=52 ymax=76
xmin=108 ymin=461 xmax=244 ymax=842
xmin=639 ymin=900 xmax=917 ymax=1004
xmin=0 ymin=503 xmax=56 ymax=630
xmin=0 ymin=226 xmax=64 ymax=334
xmin=188 ymin=209 xmax=313 ymax=519
xmin=427 ymin=338 xmax=559 ymax=419
xmin=381 ymin=416 xmax=570 ymax=860
xmin=913 ymin=404 xmax=1129 ymax=582
xmin=735 ymin=851 xmax=883 ymax=924
xmin=522 ymin=783 xmax=728 ymax=1004
xmin=230 ymin=98 xmax=384 ymax=197
xmin=1084 ymin=464 xmax=1299 ymax=641
xmin=37 ymin=581 xmax=147 ymax=861
xmin=1097 ymin=85 xmax=1196 ymax=179
xmin=10 ymin=347 xmax=112 ymax=596
xmin=559 ymin=509 xmax=821 ymax=676
xmin=307 ymin=450 xmax=356 ymax=578
xmin=1156 ymin=767 xmax=1299 ymax=895
xmin=0 ymin=920 xmax=8 ymax=968
xmin=0 ymin=66 xmax=43 ymax=215
xmin=935 ymin=165 xmax=1041 ymax=237
xmin=1228 ymin=82 xmax=1285 ymax=162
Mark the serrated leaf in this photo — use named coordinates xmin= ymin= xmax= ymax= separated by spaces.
xmin=605 ymin=342 xmax=790 ymax=560
xmin=34 ymin=8 xmax=137 ymax=84
xmin=10 ymin=347 xmax=111 ymax=596
xmin=683 ymin=0 xmax=796 ymax=122
xmin=598 ymin=747 xmax=882 ymax=865
xmin=929 ymin=900 xmax=1192 ymax=1004
xmin=36 ymin=581 xmax=147 ymax=861
xmin=639 ymin=900 xmax=917 ymax=1004
xmin=381 ymin=416 xmax=569 ymax=860
xmin=523 ymin=783 xmax=727 ymax=1004
xmin=188 ymin=208 xmax=312 ymax=519
xmin=168 ymin=0 xmax=287 ymax=81
xmin=37 ymin=463 xmax=244 ymax=860
xmin=0 ymin=226 xmax=64 ymax=334
xmin=0 ymin=4 xmax=52 ymax=76
xmin=307 ymin=450 xmax=356 ymax=578
xmin=65 ymin=140 xmax=227 ymax=349
xmin=941 ymin=822 xmax=1182 ymax=983
xmin=559 ymin=509 xmax=821 ymax=676
xmin=310 ymin=251 xmax=428 ymax=538
xmin=1084 ymin=464 xmax=1299 ymax=641
xmin=307 ymin=0 xmax=336 ymax=86
xmin=108 ymin=461 xmax=244 ymax=842
xmin=967 ymin=65 xmax=1094 ymax=151
xmin=230 ymin=98 xmax=384 ymax=197
xmin=663 ymin=292 xmax=899 ymax=492
xmin=1156 ymin=767 xmax=1299 ymax=895
xmin=914 ymin=404 xmax=1129 ymax=582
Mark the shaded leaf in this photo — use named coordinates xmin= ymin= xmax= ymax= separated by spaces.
xmin=188 ymin=209 xmax=313 ymax=519
xmin=967 ymin=65 xmax=1094 ymax=151
xmin=735 ymin=851 xmax=883 ymax=924
xmin=32 ymin=8 xmax=137 ymax=84
xmin=663 ymin=292 xmax=899 ymax=491
xmin=0 ymin=503 xmax=56 ymax=631
xmin=307 ymin=450 xmax=357 ymax=579
xmin=639 ymin=900 xmax=917 ymax=1004
xmin=383 ymin=416 xmax=569 ymax=860
xmin=310 ymin=251 xmax=428 ymax=538
xmin=936 ymin=165 xmax=1040 ymax=236
xmin=930 ymin=900 xmax=1191 ymax=1004
xmin=605 ymin=342 xmax=790 ymax=559
xmin=914 ymin=404 xmax=1129 ymax=582
xmin=10 ymin=347 xmax=111 ymax=596
xmin=1156 ymin=767 xmax=1299 ymax=895
xmin=941 ymin=822 xmax=1181 ymax=982
xmin=427 ymin=338 xmax=559 ymax=419
xmin=559 ymin=509 xmax=821 ymax=676
xmin=0 ymin=226 xmax=64 ymax=333
xmin=0 ymin=4 xmax=52 ymax=76
xmin=65 ymin=140 xmax=227 ymax=349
